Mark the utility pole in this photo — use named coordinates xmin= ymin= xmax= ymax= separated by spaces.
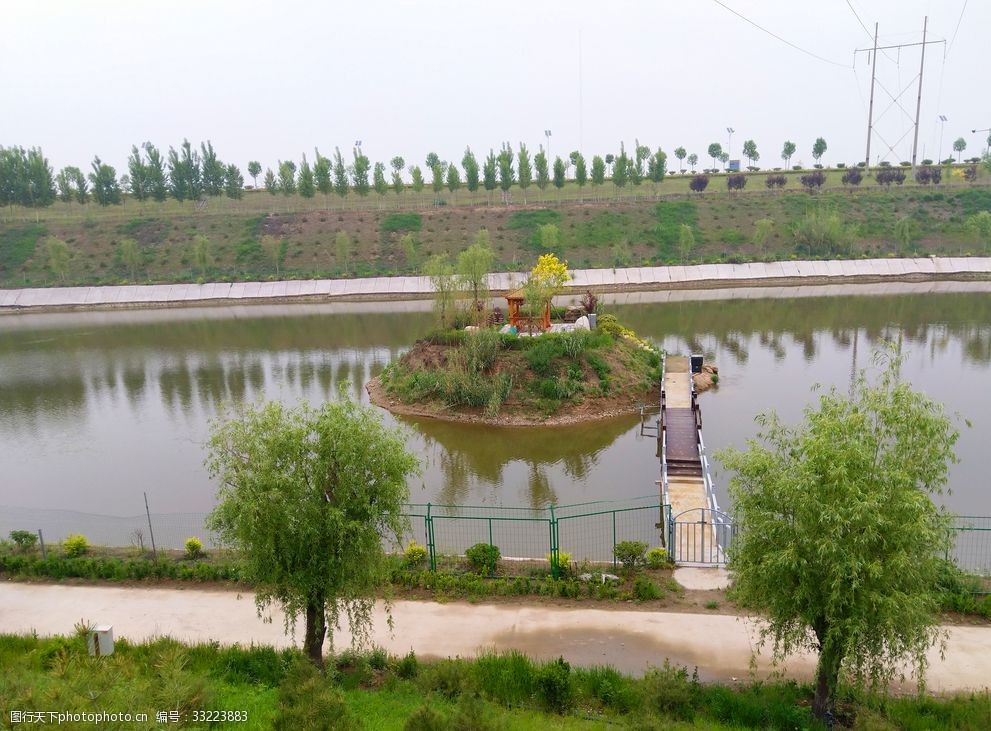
xmin=865 ymin=23 xmax=878 ymax=169
xmin=910 ymin=16 xmax=928 ymax=171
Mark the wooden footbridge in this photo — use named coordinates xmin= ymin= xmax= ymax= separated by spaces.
xmin=644 ymin=355 xmax=734 ymax=566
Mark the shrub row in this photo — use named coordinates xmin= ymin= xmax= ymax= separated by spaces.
xmin=0 ymin=552 xmax=240 ymax=583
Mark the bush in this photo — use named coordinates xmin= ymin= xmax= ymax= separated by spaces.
xmin=403 ymin=705 xmax=447 ymax=731
xmin=579 ymin=289 xmax=598 ymax=315
xmin=875 ymin=167 xmax=906 ymax=186
xmin=841 ymin=168 xmax=863 ymax=186
xmin=641 ymin=661 xmax=698 ymax=721
xmin=559 ymin=330 xmax=590 ymax=359
xmin=614 ymin=540 xmax=648 ymax=571
xmin=63 ymin=534 xmax=89 ymax=558
xmin=184 ymin=537 xmax=204 ymax=560
xmin=764 ymin=174 xmax=787 ymax=189
xmin=793 ymin=209 xmax=856 ymax=257
xmin=633 ymin=576 xmax=662 ymax=601
xmin=396 ymin=650 xmax=419 ymax=679
xmin=380 ymin=212 xmax=423 ymax=233
xmin=536 ymin=657 xmax=574 ymax=713
xmin=645 ymin=548 xmax=669 ymax=569
xmin=9 ymin=530 xmax=37 ymax=552
xmin=546 ymin=550 xmax=572 ymax=577
xmin=688 ymin=175 xmax=709 ymax=193
xmin=726 ymin=174 xmax=746 ymax=191
xmin=404 ymin=540 xmax=428 ymax=568
xmin=465 ymin=542 xmax=500 ymax=573
xmin=799 ymin=171 xmax=826 ymax=191
xmin=274 ymin=660 xmax=358 ymax=731
xmin=963 ymin=165 xmax=978 ymax=182
xmin=463 ymin=328 xmax=502 ymax=374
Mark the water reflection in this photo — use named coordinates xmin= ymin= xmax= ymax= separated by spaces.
xmin=0 ymin=286 xmax=989 ymax=516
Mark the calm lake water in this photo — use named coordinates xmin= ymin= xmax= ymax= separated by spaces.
xmin=1 ymin=281 xmax=989 ymax=519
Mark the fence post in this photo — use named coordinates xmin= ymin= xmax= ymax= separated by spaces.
xmin=144 ymin=492 xmax=158 ymax=561
xmin=488 ymin=518 xmax=495 ymax=576
xmin=612 ymin=511 xmax=618 ymax=571
xmin=549 ymin=505 xmax=559 ymax=579
xmin=37 ymin=529 xmax=47 ymax=560
xmin=426 ymin=503 xmax=436 ymax=572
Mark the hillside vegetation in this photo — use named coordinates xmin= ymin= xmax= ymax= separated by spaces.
xmin=2 ymin=184 xmax=990 ymax=288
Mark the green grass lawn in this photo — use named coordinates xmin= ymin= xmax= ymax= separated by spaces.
xmin=2 ymin=634 xmax=990 ymax=730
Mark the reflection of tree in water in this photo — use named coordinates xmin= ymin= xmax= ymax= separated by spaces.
xmin=403 ymin=414 xmax=637 ymax=508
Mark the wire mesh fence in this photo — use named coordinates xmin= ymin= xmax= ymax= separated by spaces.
xmin=2 ymin=499 xmax=990 ymax=576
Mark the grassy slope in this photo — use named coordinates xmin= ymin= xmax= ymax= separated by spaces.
xmin=3 ymin=634 xmax=990 ymax=730
xmin=1 ymin=178 xmax=990 ymax=288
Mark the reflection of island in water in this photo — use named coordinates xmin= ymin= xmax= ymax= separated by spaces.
xmin=399 ymin=413 xmax=638 ymax=507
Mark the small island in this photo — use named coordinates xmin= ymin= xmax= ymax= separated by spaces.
xmin=367 ymin=250 xmax=664 ymax=426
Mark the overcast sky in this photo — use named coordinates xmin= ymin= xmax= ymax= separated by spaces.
xmin=3 ymin=0 xmax=988 ymax=176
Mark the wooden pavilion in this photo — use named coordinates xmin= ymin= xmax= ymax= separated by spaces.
xmin=505 ymin=288 xmax=550 ymax=332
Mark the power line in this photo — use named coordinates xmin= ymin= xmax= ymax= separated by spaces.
xmin=845 ymin=0 xmax=895 ymax=62
xmin=711 ymin=0 xmax=849 ymax=68
xmin=948 ymin=0 xmax=968 ymax=55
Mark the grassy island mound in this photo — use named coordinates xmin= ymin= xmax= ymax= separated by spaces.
xmin=367 ymin=316 xmax=662 ymax=426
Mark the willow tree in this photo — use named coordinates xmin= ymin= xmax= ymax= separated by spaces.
xmin=424 ymin=253 xmax=458 ymax=327
xmin=456 ymin=230 xmax=494 ymax=321
xmin=718 ymin=350 xmax=960 ymax=723
xmin=207 ymin=399 xmax=418 ymax=666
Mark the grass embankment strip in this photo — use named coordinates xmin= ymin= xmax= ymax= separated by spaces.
xmin=3 ymin=186 xmax=990 ymax=288
xmin=3 ymin=634 xmax=990 ymax=729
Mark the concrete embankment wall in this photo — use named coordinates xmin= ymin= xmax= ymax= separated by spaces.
xmin=2 ymin=257 xmax=990 ymax=311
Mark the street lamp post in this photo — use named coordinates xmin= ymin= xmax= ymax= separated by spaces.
xmin=938 ymin=116 xmax=948 ymax=163
xmin=726 ymin=127 xmax=735 ymax=169
xmin=545 ymin=130 xmax=552 ymax=162
xmin=973 ymin=128 xmax=991 ymax=156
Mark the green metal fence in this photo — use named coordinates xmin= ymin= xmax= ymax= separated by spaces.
xmin=949 ymin=516 xmax=991 ymax=576
xmin=397 ymin=496 xmax=671 ymax=577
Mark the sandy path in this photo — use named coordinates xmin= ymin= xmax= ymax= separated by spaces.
xmin=2 ymin=583 xmax=989 ymax=692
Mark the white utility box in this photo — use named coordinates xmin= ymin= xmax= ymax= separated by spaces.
xmin=87 ymin=625 xmax=114 ymax=657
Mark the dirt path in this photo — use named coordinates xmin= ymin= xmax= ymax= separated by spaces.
xmin=2 ymin=583 xmax=989 ymax=691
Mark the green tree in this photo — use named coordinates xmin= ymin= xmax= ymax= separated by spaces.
xmin=88 ymin=156 xmax=122 ymax=206
xmin=400 ymin=232 xmax=418 ymax=269
xmin=742 ymin=139 xmax=759 ymax=167
xmin=719 ymin=151 xmax=730 ymax=168
xmin=118 ymin=237 xmax=141 ymax=279
xmin=298 ymin=155 xmax=316 ymax=199
xmin=717 ymin=351 xmax=960 ymax=722
xmin=71 ymin=167 xmax=88 ymax=204
xmin=350 ymin=149 xmax=370 ymax=197
xmin=647 ymin=148 xmax=667 ymax=190
xmin=952 ymin=137 xmax=966 ymax=162
xmin=591 ymin=155 xmax=606 ymax=189
xmin=424 ymin=253 xmax=458 ymax=327
xmin=261 ymin=234 xmax=287 ymax=276
xmin=425 ymin=152 xmax=440 ymax=170
xmin=56 ymin=167 xmax=74 ymax=203
xmin=127 ymin=145 xmax=149 ymax=201
xmin=612 ymin=144 xmax=629 ymax=193
xmin=678 ymin=223 xmax=695 ymax=262
xmin=632 ymin=141 xmax=650 ymax=185
xmin=247 ymin=161 xmax=262 ymax=188
xmin=707 ymin=143 xmax=723 ymax=169
xmin=517 ymin=143 xmax=532 ymax=204
xmin=483 ymin=150 xmax=498 ymax=204
xmin=143 ymin=143 xmax=168 ymax=202
xmin=812 ymin=137 xmax=828 ymax=166
xmin=445 ymin=161 xmax=461 ymax=194
xmin=964 ymin=210 xmax=991 ymax=252
xmin=686 ymin=153 xmax=698 ymax=172
xmin=431 ymin=163 xmax=445 ymax=195
xmin=335 ymin=231 xmax=353 ymax=273
xmin=604 ymin=153 xmax=615 ymax=174
xmin=373 ymin=162 xmax=388 ymax=199
xmin=333 ymin=148 xmax=349 ymax=201
xmin=457 ymin=231 xmax=494 ymax=316
xmin=752 ymin=217 xmax=774 ymax=256
xmin=264 ymin=169 xmax=277 ymax=195
xmin=462 ymin=148 xmax=480 ymax=195
xmin=191 ymin=234 xmax=212 ymax=277
xmin=409 ymin=165 xmax=425 ymax=197
xmin=390 ymin=156 xmax=405 ymax=196
xmin=278 ymin=160 xmax=297 ymax=196
xmin=200 ymin=141 xmax=225 ymax=197
xmin=314 ymin=150 xmax=332 ymax=200
xmin=225 ymin=164 xmax=243 ymax=201
xmin=46 ymin=236 xmax=72 ymax=282
xmin=552 ymin=156 xmax=566 ymax=192
xmin=674 ymin=146 xmax=687 ymax=171
xmin=206 ymin=398 xmax=418 ymax=665
xmin=534 ymin=148 xmax=550 ymax=200
xmin=497 ymin=143 xmax=515 ymax=201
xmin=574 ymin=152 xmax=587 ymax=202
xmin=893 ymin=215 xmax=918 ymax=253
xmin=782 ymin=141 xmax=797 ymax=166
